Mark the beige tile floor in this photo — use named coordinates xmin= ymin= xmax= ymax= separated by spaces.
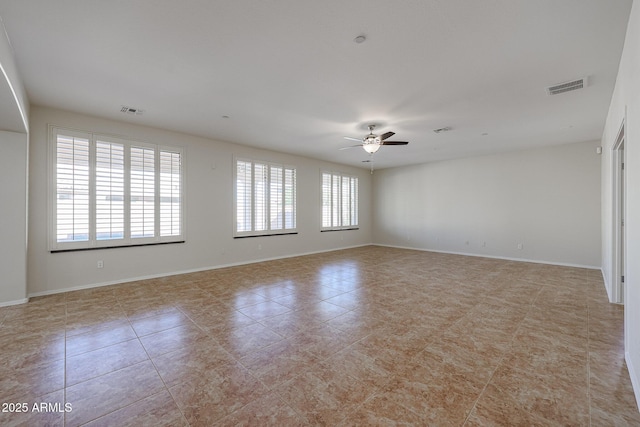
xmin=0 ymin=246 xmax=639 ymax=426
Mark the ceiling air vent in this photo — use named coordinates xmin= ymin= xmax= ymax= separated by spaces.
xmin=120 ymin=105 xmax=144 ymax=115
xmin=547 ymin=77 xmax=588 ymax=96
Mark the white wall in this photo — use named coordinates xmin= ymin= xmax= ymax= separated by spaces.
xmin=0 ymin=131 xmax=28 ymax=305
xmin=0 ymin=23 xmax=29 ymax=306
xmin=602 ymin=0 xmax=640 ymax=408
xmin=28 ymin=106 xmax=372 ymax=296
xmin=373 ymin=140 xmax=601 ymax=268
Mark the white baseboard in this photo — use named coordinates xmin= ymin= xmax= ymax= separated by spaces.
xmin=626 ymin=351 xmax=640 ymax=412
xmin=28 ymin=243 xmax=370 ymax=299
xmin=373 ymin=243 xmax=601 ymax=270
xmin=0 ymin=298 xmax=29 ymax=307
xmin=601 ymin=268 xmax=617 ymax=303
xmin=602 ymin=268 xmax=611 ymax=297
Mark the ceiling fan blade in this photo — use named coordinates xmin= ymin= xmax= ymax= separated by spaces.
xmin=380 ymin=131 xmax=395 ymax=140
xmin=381 ymin=141 xmax=409 ymax=145
xmin=344 ymin=136 xmax=363 ymax=142
xmin=339 ymin=144 xmax=363 ymax=150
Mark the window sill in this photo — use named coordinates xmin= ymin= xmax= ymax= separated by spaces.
xmin=50 ymin=240 xmax=185 ymax=253
xmin=320 ymin=228 xmax=359 ymax=232
xmin=234 ymin=232 xmax=298 ymax=239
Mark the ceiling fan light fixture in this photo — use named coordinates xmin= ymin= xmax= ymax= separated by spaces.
xmin=363 ymin=142 xmax=381 ymax=154
xmin=362 ymin=133 xmax=381 ymax=153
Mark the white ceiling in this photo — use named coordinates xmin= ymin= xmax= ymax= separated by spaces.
xmin=0 ymin=0 xmax=633 ymax=169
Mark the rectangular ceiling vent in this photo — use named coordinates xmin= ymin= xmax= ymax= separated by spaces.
xmin=120 ymin=105 xmax=144 ymax=115
xmin=547 ymin=77 xmax=588 ymax=96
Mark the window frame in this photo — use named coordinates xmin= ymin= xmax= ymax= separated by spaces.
xmin=233 ymin=157 xmax=297 ymax=238
xmin=321 ymin=170 xmax=359 ymax=231
xmin=49 ymin=125 xmax=185 ymax=252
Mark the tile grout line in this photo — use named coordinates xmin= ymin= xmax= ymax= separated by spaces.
xmin=69 ymin=297 xmax=185 ymax=426
xmin=173 ymin=298 xmax=299 ymax=425
xmin=461 ymin=287 xmax=543 ymax=425
xmin=125 ymin=297 xmax=192 ymax=426
xmin=171 ymin=298 xmax=270 ymax=425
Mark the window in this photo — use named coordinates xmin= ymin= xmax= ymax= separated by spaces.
xmin=50 ymin=126 xmax=184 ymax=251
xmin=235 ymin=158 xmax=296 ymax=237
xmin=321 ymin=171 xmax=358 ymax=230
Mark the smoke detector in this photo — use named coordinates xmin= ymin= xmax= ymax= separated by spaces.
xmin=547 ymin=77 xmax=588 ymax=96
xmin=354 ymin=35 xmax=366 ymax=44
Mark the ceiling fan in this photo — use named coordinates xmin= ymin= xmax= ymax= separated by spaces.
xmin=341 ymin=124 xmax=409 ymax=154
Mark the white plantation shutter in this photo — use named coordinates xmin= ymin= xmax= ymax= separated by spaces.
xmin=284 ymin=168 xmax=296 ymax=229
xmin=341 ymin=176 xmax=351 ymax=226
xmin=321 ymin=172 xmax=332 ymax=228
xmin=254 ymin=163 xmax=268 ymax=232
xmin=55 ymin=132 xmax=90 ymax=243
xmin=130 ymin=146 xmax=155 ymax=239
xmin=95 ymin=140 xmax=124 ymax=241
xmin=270 ymin=166 xmax=283 ymax=230
xmin=351 ymin=176 xmax=358 ymax=226
xmin=236 ymin=160 xmax=252 ymax=233
xmin=50 ymin=127 xmax=184 ymax=251
xmin=321 ymin=171 xmax=358 ymax=230
xmin=160 ymin=150 xmax=182 ymax=237
xmin=234 ymin=158 xmax=296 ymax=236
xmin=332 ymin=174 xmax=340 ymax=227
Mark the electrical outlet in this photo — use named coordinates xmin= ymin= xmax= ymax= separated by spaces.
xmin=97 ymin=260 xmax=104 ymax=269
xmin=517 ymin=243 xmax=523 ymax=250
xmin=257 ymin=244 xmax=262 ymax=250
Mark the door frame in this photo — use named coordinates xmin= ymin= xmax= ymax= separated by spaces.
xmin=612 ymin=119 xmax=626 ymax=304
